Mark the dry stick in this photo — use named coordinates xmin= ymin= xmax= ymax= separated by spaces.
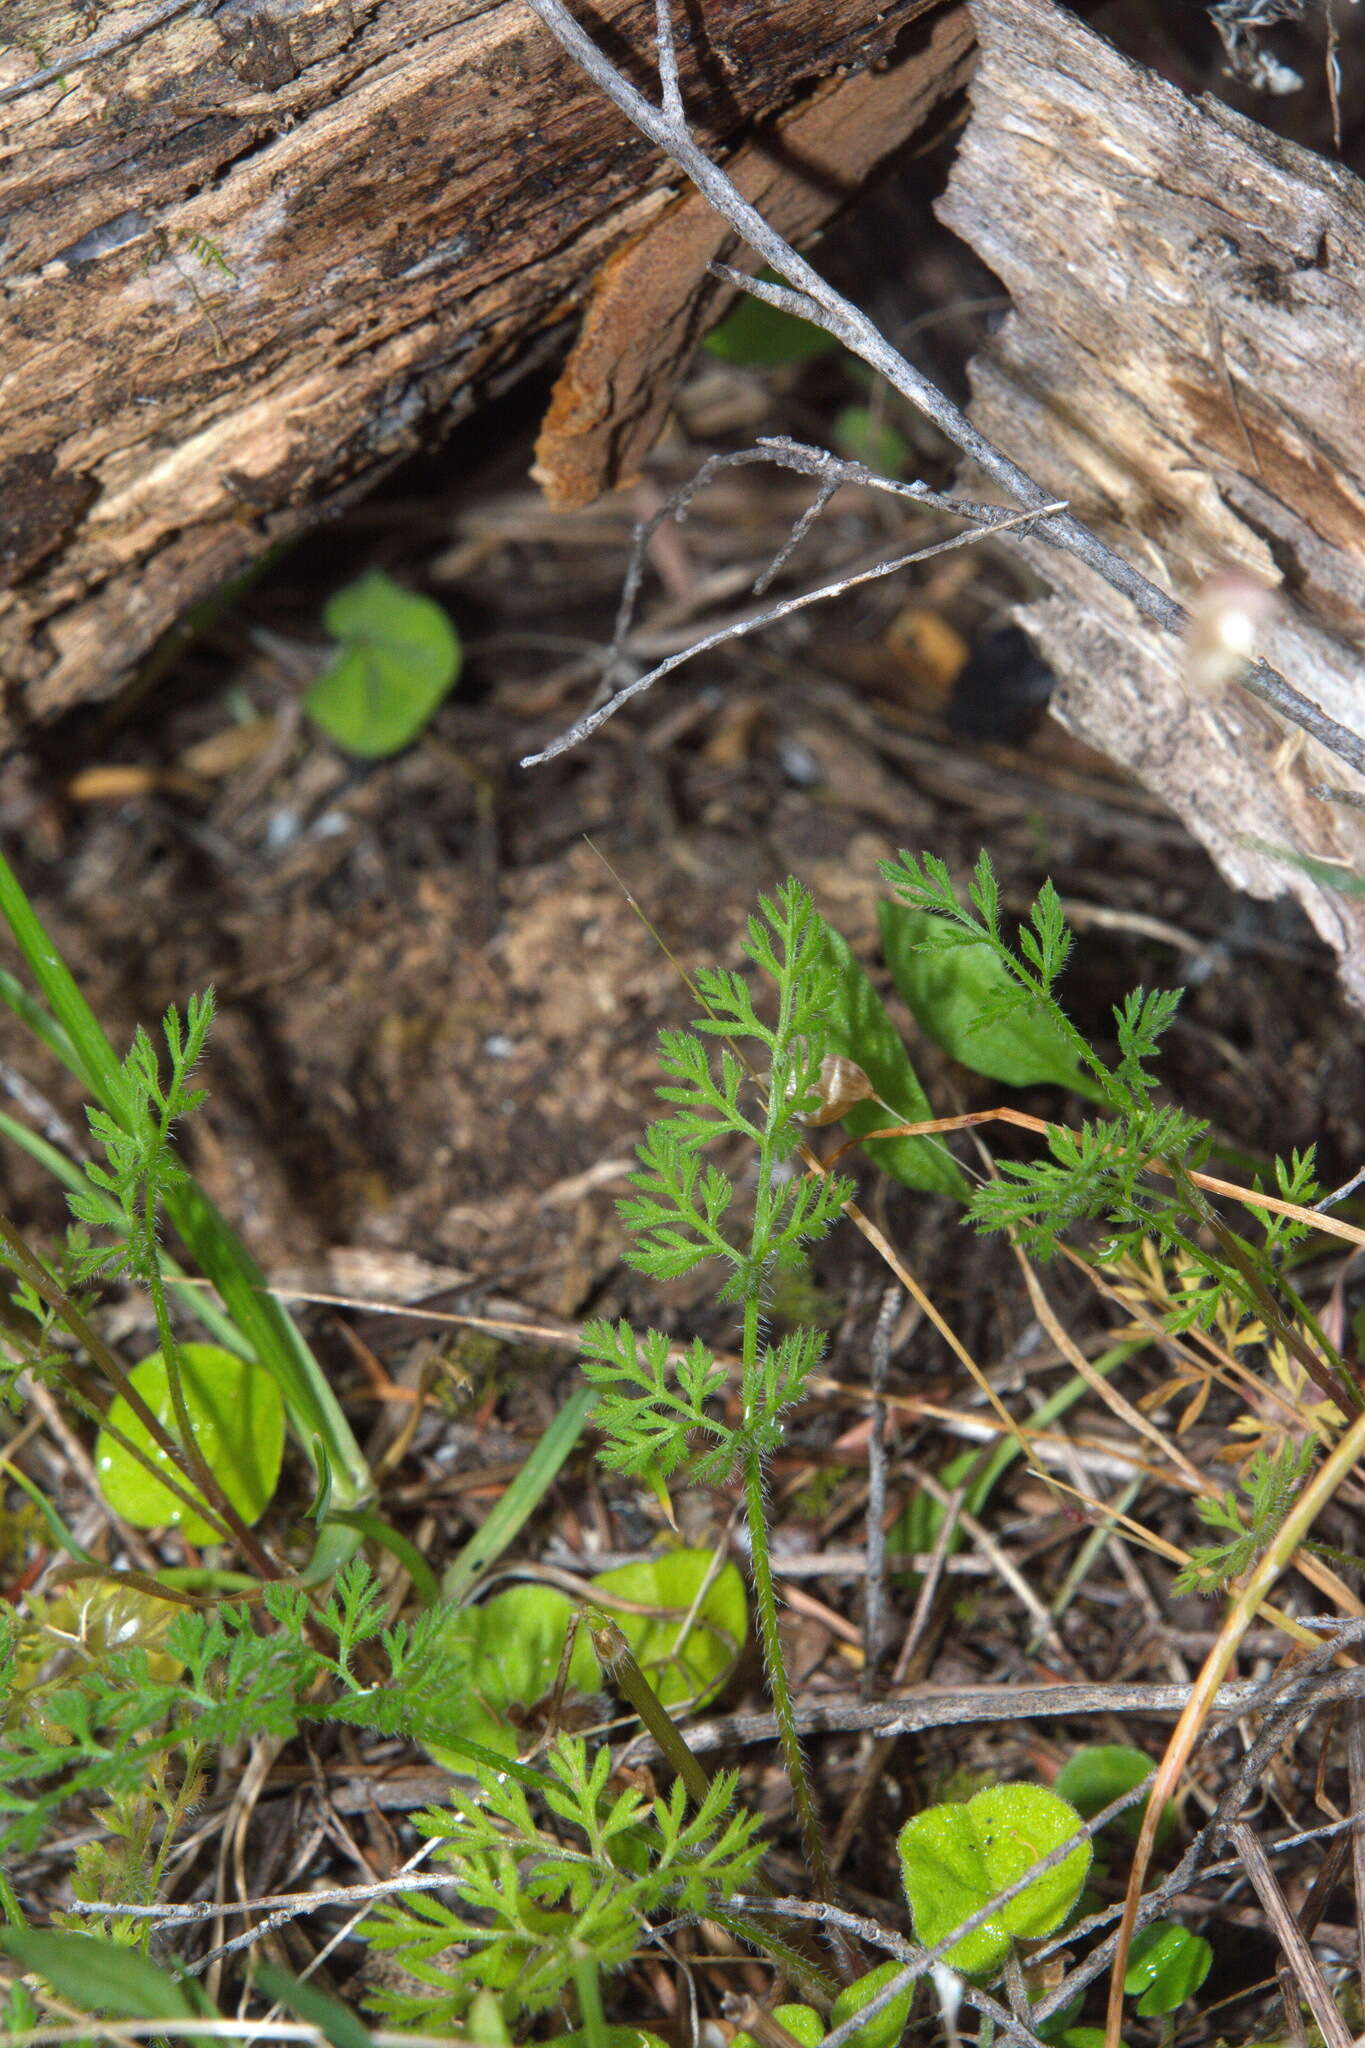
xmin=861 ymin=1282 xmax=900 ymax=1695
xmin=1349 ymin=1709 xmax=1365 ymax=1996
xmin=829 ymin=1478 xmax=965 ymax=1873
xmin=522 ymin=500 xmax=1067 ymax=765
xmin=619 ymin=1675 xmax=1281 ymax=1765
xmin=518 ymin=0 xmax=1365 ymax=783
xmin=1102 ymin=1405 xmax=1365 ymax=2048
xmin=602 ymin=437 xmax=1066 ymax=678
xmin=1229 ymin=1823 xmax=1354 ymax=2048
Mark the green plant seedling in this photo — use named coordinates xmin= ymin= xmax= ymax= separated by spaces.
xmin=591 ymin=1548 xmax=747 ymax=1709
xmin=305 ymin=570 xmax=461 ymax=758
xmin=878 ymin=901 xmax=1106 ymax=1102
xmin=94 ymin=1343 xmax=285 ymax=1541
xmin=1123 ymin=1922 xmax=1212 ymax=2016
xmin=0 ymin=1928 xmax=217 ymax=2044
xmin=833 ymin=404 xmax=908 ymax=478
xmin=1053 ymin=1745 xmax=1175 ymax=1848
xmin=362 ymin=1735 xmax=765 ymax=2029
xmin=830 ymin=1960 xmax=915 ymax=2048
xmin=428 ymin=1549 xmax=749 ymax=1762
xmin=816 ymin=919 xmax=967 ymax=1199
xmin=427 ymin=1583 xmax=601 ymax=1762
xmin=703 ymin=271 xmax=839 ymax=365
xmin=899 ymin=1783 xmax=1091 ymax=1975
xmin=732 ymin=2005 xmax=826 ymax=2048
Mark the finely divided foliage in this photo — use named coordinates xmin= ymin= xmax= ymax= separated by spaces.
xmin=364 ymin=1741 xmax=764 ymax=2027
xmin=583 ymin=879 xmax=853 ymax=1485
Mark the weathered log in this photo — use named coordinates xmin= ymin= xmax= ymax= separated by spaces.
xmin=0 ymin=0 xmax=965 ymax=736
xmin=938 ymin=0 xmax=1365 ymax=1000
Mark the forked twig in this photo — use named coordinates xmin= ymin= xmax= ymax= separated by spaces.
xmin=523 ymin=490 xmax=1066 ymax=764
xmin=519 ymin=0 xmax=1365 ymax=782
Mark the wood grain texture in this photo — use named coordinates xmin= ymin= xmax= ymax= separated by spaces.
xmin=938 ymin=0 xmax=1365 ymax=1000
xmin=534 ymin=3 xmax=975 ymax=508
xmin=0 ymin=0 xmax=953 ymax=731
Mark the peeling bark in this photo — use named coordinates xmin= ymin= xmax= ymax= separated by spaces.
xmin=939 ymin=0 xmax=1365 ymax=1001
xmin=0 ymin=0 xmax=959 ymax=732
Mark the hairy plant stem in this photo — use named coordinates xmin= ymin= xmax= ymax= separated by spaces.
xmin=741 ymin=1439 xmax=831 ymax=1903
xmin=735 ymin=963 xmax=843 ymax=1931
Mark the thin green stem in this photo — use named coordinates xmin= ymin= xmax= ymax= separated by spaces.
xmin=571 ymin=1952 xmax=608 ymax=2048
xmin=743 ymin=1443 xmax=831 ymax=1901
xmin=0 ymin=1212 xmax=276 ymax=1575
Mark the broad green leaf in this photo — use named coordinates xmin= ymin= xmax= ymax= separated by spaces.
xmin=830 ymin=1961 xmax=913 ymax=2048
xmin=816 ymin=920 xmax=967 ymax=1199
xmin=899 ymin=1783 xmax=1090 ymax=1974
xmin=0 ymin=1928 xmax=217 ymax=2025
xmin=94 ymin=1343 xmax=284 ymax=1542
xmin=427 ymin=1584 xmax=601 ymax=1764
xmin=255 ymin=1962 xmax=374 ymax=2048
xmin=879 ymin=902 xmax=1106 ymax=1101
xmin=305 ymin=571 xmax=461 ymax=758
xmin=732 ymin=2006 xmax=825 ymax=2048
xmin=9 ymin=1585 xmax=185 ymax=1704
xmin=1053 ymin=1744 xmax=1173 ymax=1847
xmin=898 ymin=1799 xmax=1007 ymax=1974
xmin=1124 ymin=1923 xmax=1211 ymax=2016
xmin=703 ymin=272 xmax=838 ymax=365
xmin=592 ymin=1548 xmax=747 ymax=1710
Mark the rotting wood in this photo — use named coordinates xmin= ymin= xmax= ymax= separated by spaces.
xmin=938 ymin=0 xmax=1365 ymax=1001
xmin=533 ymin=3 xmax=975 ymax=509
xmin=0 ymin=0 xmax=961 ymax=737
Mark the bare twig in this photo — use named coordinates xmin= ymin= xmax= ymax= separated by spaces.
xmin=519 ymin=0 xmax=1365 ymax=781
xmin=521 ymin=497 xmax=1066 ymax=764
xmin=861 ymin=1282 xmax=900 ymax=1694
xmin=1230 ymin=1824 xmax=1354 ymax=2048
xmin=1350 ymin=1708 xmax=1365 ymax=1994
xmin=616 ymin=1674 xmax=1302 ymax=1764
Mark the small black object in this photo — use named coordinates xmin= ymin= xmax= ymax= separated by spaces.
xmin=947 ymin=626 xmax=1057 ymax=745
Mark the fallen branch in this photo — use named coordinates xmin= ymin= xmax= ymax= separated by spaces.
xmin=519 ymin=0 xmax=1365 ymax=782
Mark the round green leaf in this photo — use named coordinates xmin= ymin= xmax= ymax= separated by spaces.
xmin=833 ymin=405 xmax=908 ymax=479
xmin=94 ymin=1344 xmax=285 ymax=1542
xmin=732 ymin=2006 xmax=825 ymax=2048
xmin=1124 ymin=1923 xmax=1211 ymax=2016
xmin=703 ymin=272 xmax=838 ymax=366
xmin=900 ymin=1784 xmax=1090 ymax=1975
xmin=427 ymin=1584 xmax=601 ymax=1764
xmin=1054 ymin=1745 xmax=1174 ymax=1847
xmin=591 ymin=1547 xmax=747 ymax=1710
xmin=899 ymin=1798 xmax=1010 ymax=1975
xmin=305 ymin=571 xmax=461 ymax=758
xmin=830 ymin=1961 xmax=913 ymax=2048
